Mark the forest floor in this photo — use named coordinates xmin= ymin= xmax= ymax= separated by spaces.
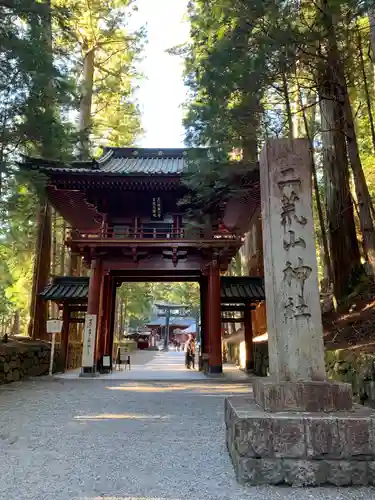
xmin=323 ymin=281 xmax=375 ymax=353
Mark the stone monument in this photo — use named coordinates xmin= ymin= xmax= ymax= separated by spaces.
xmin=225 ymin=138 xmax=375 ymax=486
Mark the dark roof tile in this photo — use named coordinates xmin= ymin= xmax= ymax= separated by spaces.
xmin=21 ymin=148 xmax=192 ymax=176
xmin=221 ymin=276 xmax=265 ymax=302
xmin=40 ymin=277 xmax=89 ymax=302
xmin=40 ymin=275 xmax=265 ymax=304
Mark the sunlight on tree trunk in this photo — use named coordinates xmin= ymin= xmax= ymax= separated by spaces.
xmin=79 ymin=46 xmax=95 ymax=160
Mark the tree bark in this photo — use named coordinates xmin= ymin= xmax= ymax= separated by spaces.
xmin=343 ymin=88 xmax=375 ymax=276
xmin=28 ymin=0 xmax=54 ymax=338
xmin=368 ymin=11 xmax=375 ymax=65
xmin=281 ymin=72 xmax=294 ymax=142
xmin=318 ymin=80 xmax=361 ymax=301
xmin=79 ymin=46 xmax=95 ymax=160
xmin=69 ymin=45 xmax=95 ymax=276
xmin=298 ymin=84 xmax=334 ymax=286
xmin=28 ymin=199 xmax=51 ymax=339
xmin=331 ymin=16 xmax=375 ymax=276
xmin=11 ymin=311 xmax=20 ymax=336
xmin=358 ymin=26 xmax=375 ymax=153
xmin=317 ymin=0 xmax=362 ymax=301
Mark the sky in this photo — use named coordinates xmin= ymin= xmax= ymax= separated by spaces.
xmin=128 ymin=0 xmax=190 ymax=148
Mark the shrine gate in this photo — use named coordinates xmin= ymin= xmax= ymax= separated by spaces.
xmin=20 ymin=147 xmax=262 ymax=374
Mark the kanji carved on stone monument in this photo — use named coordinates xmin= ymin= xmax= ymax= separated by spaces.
xmin=283 ymin=230 xmax=306 ymax=250
xmin=280 ymin=190 xmax=308 ymax=228
xmin=282 ymin=257 xmax=312 ymax=319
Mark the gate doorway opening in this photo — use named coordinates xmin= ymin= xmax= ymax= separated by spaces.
xmin=114 ymin=280 xmax=200 ymax=359
xmin=40 ymin=273 xmax=265 ymax=377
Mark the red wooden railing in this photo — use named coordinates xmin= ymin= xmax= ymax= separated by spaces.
xmin=67 ymin=225 xmax=240 ymax=241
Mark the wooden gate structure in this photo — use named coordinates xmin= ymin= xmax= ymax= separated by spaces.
xmin=20 ymin=147 xmax=264 ymax=373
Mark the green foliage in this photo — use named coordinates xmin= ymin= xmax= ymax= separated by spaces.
xmin=0 ymin=0 xmax=143 ymax=335
xmin=180 ymin=149 xmax=257 ymax=226
xmin=117 ymin=282 xmax=200 ymax=328
xmin=117 ymin=282 xmax=153 ymax=328
xmin=150 ymin=282 xmax=200 ymax=314
xmin=183 ymin=0 xmax=375 ymax=302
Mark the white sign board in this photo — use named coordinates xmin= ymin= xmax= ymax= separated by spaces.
xmin=46 ymin=319 xmax=63 ymax=334
xmin=103 ymin=355 xmax=111 ymax=368
xmin=82 ymin=314 xmax=97 ymax=368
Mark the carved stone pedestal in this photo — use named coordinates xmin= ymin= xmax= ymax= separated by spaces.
xmin=225 ymin=395 xmax=375 ymax=486
xmin=253 ymin=378 xmax=353 ymax=412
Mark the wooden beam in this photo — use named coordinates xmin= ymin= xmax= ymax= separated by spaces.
xmin=221 ymin=305 xmax=257 ymax=311
xmin=67 ymin=305 xmax=87 ymax=312
xmin=68 ymin=238 xmax=241 ymax=249
xmin=69 ymin=318 xmax=85 ymax=324
xmin=221 ymin=317 xmax=244 ymax=323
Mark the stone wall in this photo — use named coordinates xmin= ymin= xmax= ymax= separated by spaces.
xmin=325 ymin=349 xmax=375 ymax=406
xmin=250 ymin=341 xmax=375 ymax=407
xmin=0 ymin=339 xmax=59 ymax=384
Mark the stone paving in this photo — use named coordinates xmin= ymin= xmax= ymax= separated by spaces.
xmin=57 ymin=351 xmax=208 ymax=381
xmin=56 ymin=351 xmax=251 ymax=382
xmin=0 ymin=353 xmax=375 ymax=499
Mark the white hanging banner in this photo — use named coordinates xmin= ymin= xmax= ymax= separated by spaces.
xmin=82 ymin=314 xmax=97 ymax=368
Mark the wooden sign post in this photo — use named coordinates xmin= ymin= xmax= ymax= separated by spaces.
xmin=46 ymin=319 xmax=63 ymax=376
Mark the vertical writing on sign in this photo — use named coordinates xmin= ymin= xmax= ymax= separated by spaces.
xmin=82 ymin=313 xmax=97 ymax=367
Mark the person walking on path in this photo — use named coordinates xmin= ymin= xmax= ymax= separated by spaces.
xmin=185 ymin=335 xmax=195 ymax=369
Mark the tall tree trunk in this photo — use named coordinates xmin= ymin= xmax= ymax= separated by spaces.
xmin=241 ymin=91 xmax=259 ymax=162
xmin=317 ymin=0 xmax=362 ymax=301
xmin=28 ymin=0 xmax=54 ymax=339
xmin=118 ymin=298 xmax=124 ymax=341
xmin=79 ymin=46 xmax=95 ymax=160
xmin=281 ymin=72 xmax=293 ymax=142
xmin=298 ymin=84 xmax=334 ymax=286
xmin=69 ymin=45 xmax=95 ymax=276
xmin=0 ymin=142 xmax=4 ymax=199
xmin=368 ymin=11 xmax=375 ymax=67
xmin=319 ymin=86 xmax=361 ymax=301
xmin=342 ymin=88 xmax=375 ymax=276
xmin=50 ymin=209 xmax=58 ymax=317
xmin=28 ymin=199 xmax=52 ymax=339
xmin=11 ymin=311 xmax=20 ymax=336
xmin=358 ymin=26 xmax=375 ymax=153
xmin=331 ymin=16 xmax=375 ymax=276
xmin=1 ymin=315 xmax=6 ymax=337
xmin=292 ymin=82 xmax=302 ymax=139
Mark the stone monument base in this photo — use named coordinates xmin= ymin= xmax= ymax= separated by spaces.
xmin=253 ymin=378 xmax=353 ymax=412
xmin=225 ymin=395 xmax=375 ymax=486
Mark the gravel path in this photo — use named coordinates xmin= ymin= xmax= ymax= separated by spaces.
xmin=0 ymin=377 xmax=375 ymax=500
